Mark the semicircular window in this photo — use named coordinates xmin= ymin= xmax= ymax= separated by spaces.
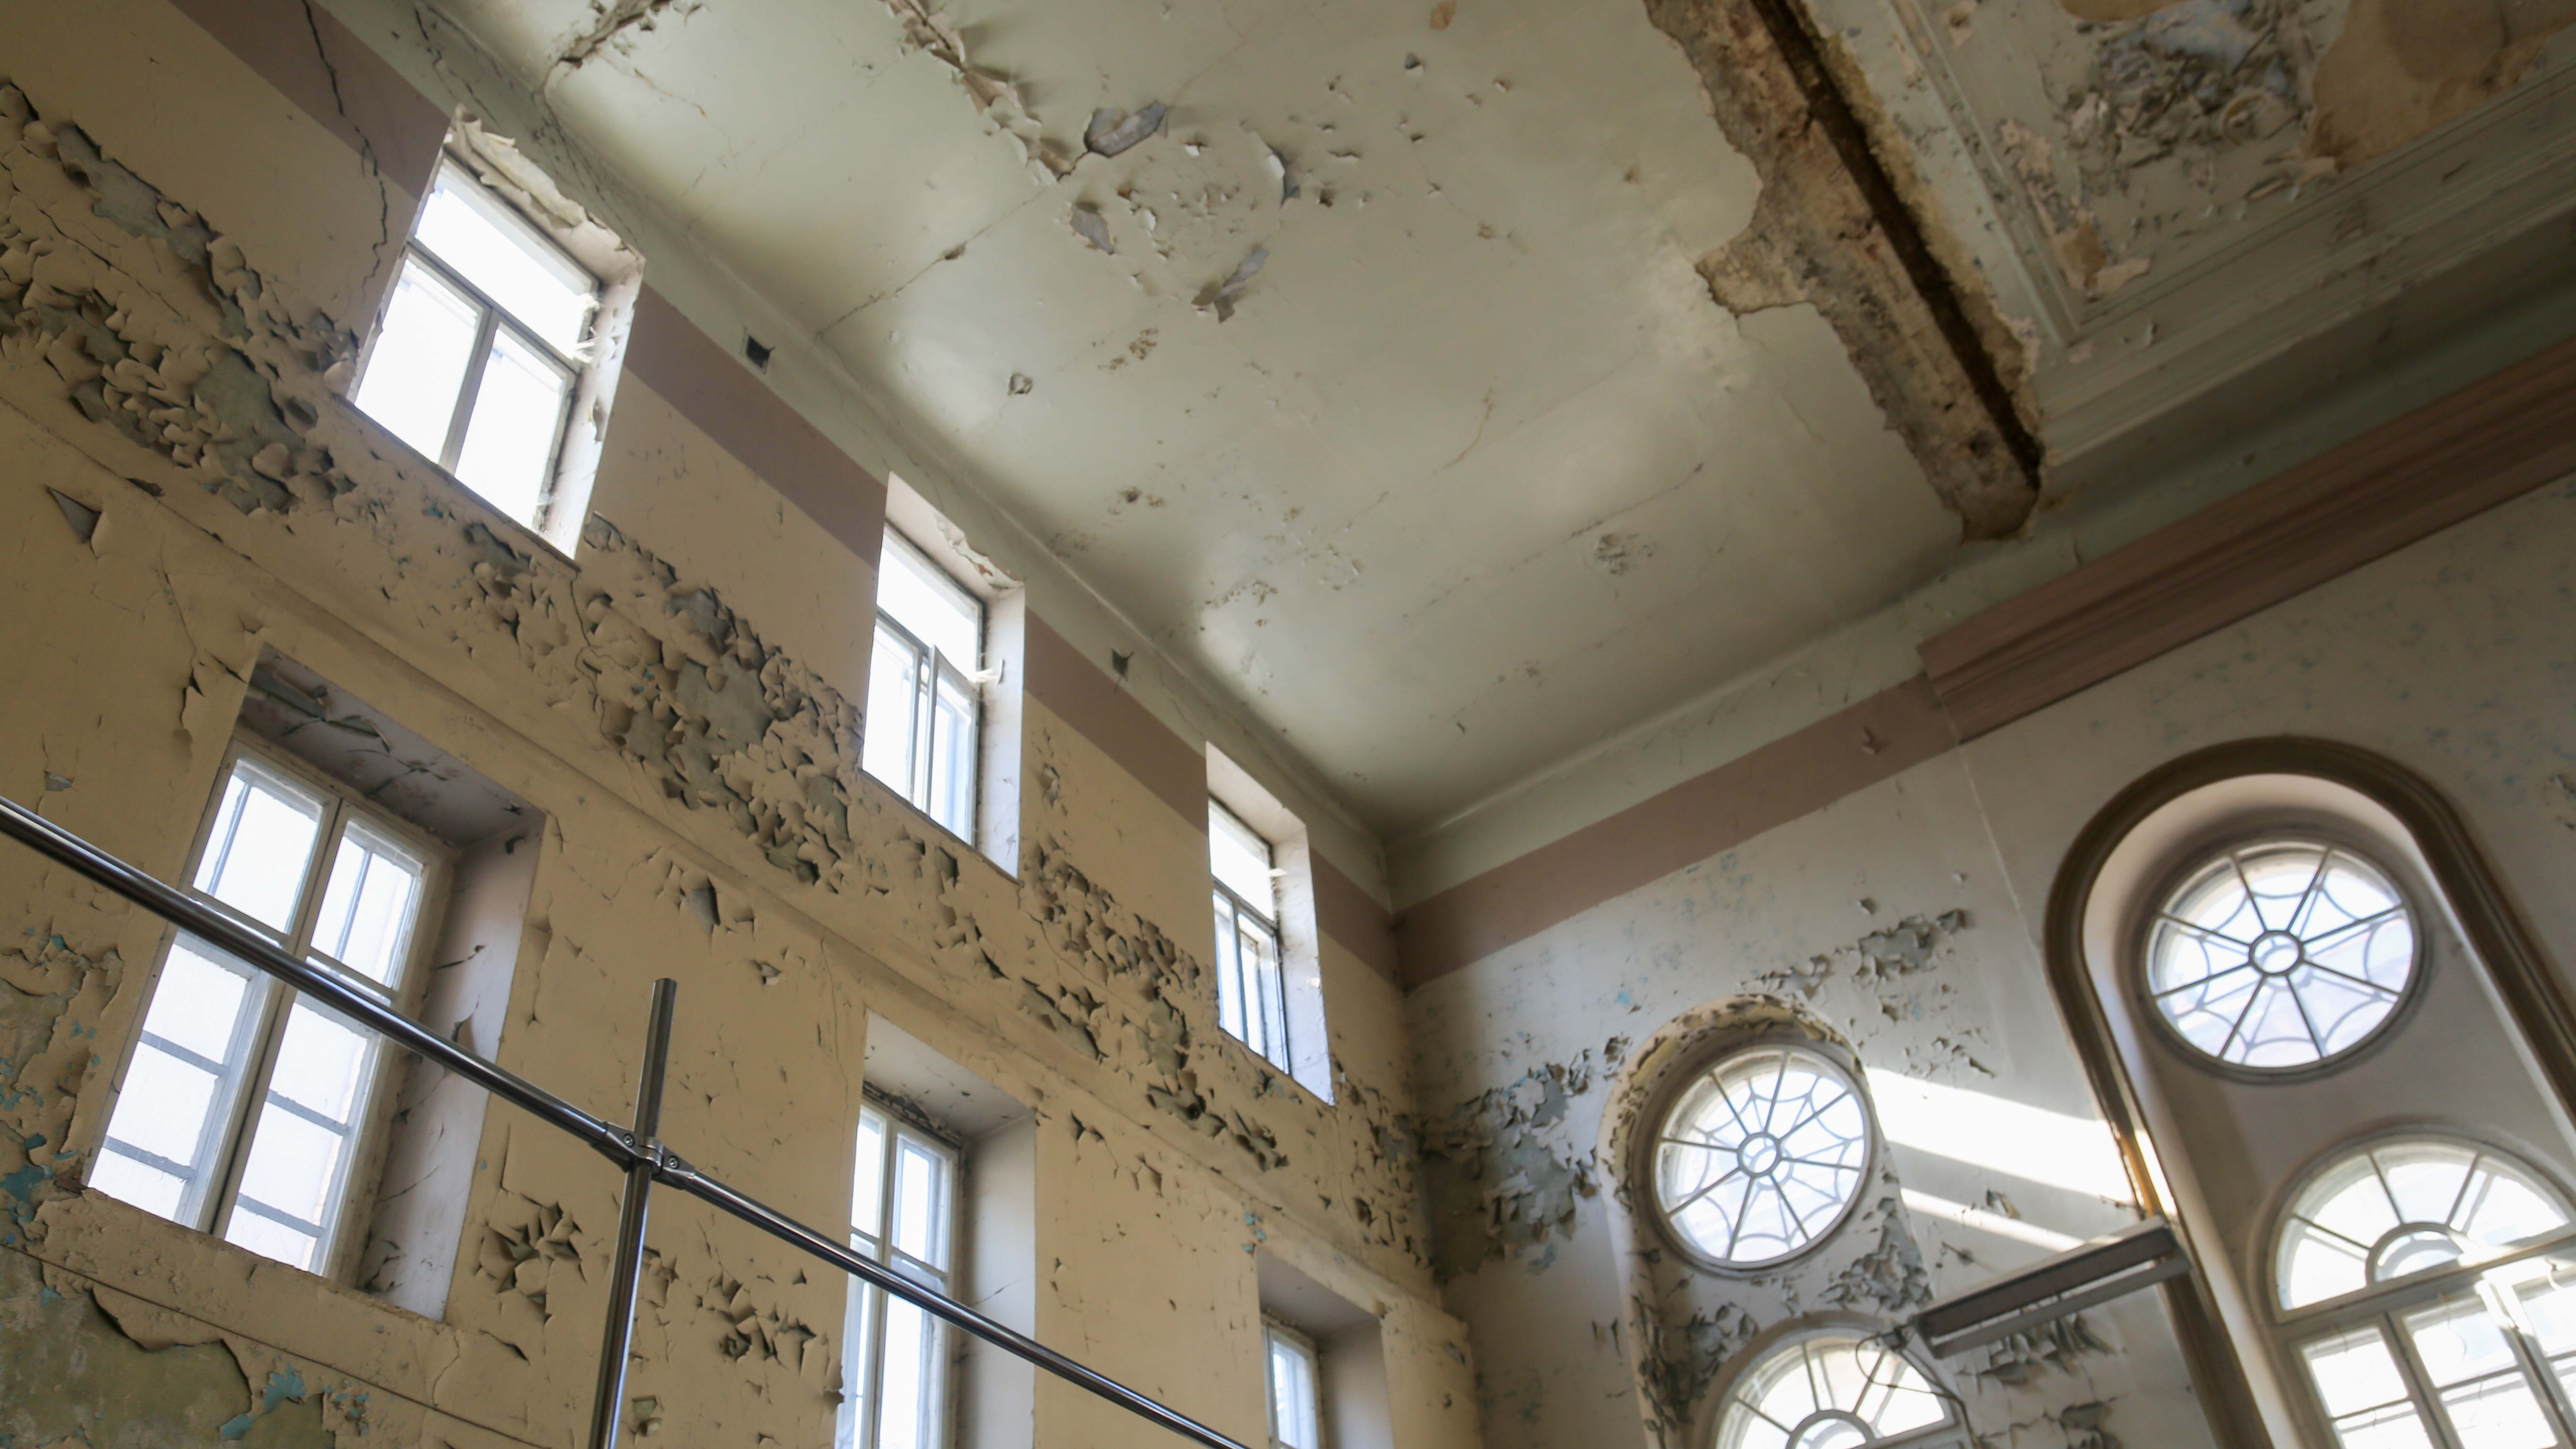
xmin=1654 ymin=1043 xmax=1870 ymax=1269
xmin=1713 ymin=1329 xmax=1960 ymax=1449
xmin=2145 ymin=839 xmax=2416 ymax=1070
xmin=2277 ymin=1136 xmax=2574 ymax=1311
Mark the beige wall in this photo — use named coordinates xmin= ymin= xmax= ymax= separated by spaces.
xmin=0 ymin=5 xmax=1473 ymax=1446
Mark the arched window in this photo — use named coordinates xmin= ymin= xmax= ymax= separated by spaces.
xmin=1652 ymin=1042 xmax=1872 ymax=1270
xmin=1712 ymin=1327 xmax=1962 ymax=1449
xmin=2274 ymin=1134 xmax=2576 ymax=1447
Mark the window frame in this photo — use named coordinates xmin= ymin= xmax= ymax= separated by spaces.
xmin=2273 ymin=1131 xmax=2576 ymax=1448
xmin=92 ymin=736 xmax=448 ymax=1280
xmin=839 ymin=1096 xmax=965 ymax=1449
xmin=1706 ymin=1321 xmax=1967 ymax=1449
xmin=1638 ymin=1037 xmax=1877 ymax=1276
xmin=1210 ymin=798 xmax=1292 ymax=1073
xmin=351 ymin=153 xmax=598 ymax=538
xmin=1262 ymin=1317 xmax=1324 ymax=1449
xmin=864 ymin=528 xmax=986 ymax=845
xmin=2129 ymin=831 xmax=2429 ymax=1082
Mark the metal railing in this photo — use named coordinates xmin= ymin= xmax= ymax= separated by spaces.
xmin=0 ymin=796 xmax=1251 ymax=1449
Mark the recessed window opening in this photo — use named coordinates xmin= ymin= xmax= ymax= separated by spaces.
xmin=2145 ymin=839 xmax=2418 ymax=1071
xmin=1264 ymin=1319 xmax=1323 ymax=1449
xmin=864 ymin=528 xmax=985 ymax=842
xmin=90 ymin=742 xmax=441 ymax=1275
xmin=1211 ymin=798 xmax=1290 ymax=1071
xmin=1712 ymin=1328 xmax=1963 ymax=1449
xmin=2275 ymin=1134 xmax=2576 ymax=1447
xmin=1653 ymin=1042 xmax=1872 ymax=1270
xmin=354 ymin=155 xmax=601 ymax=534
xmin=841 ymin=1093 xmax=960 ymax=1449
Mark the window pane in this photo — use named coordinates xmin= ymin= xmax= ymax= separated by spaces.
xmin=1267 ymin=1329 xmax=1320 ymax=1449
xmin=877 ymin=1297 xmax=942 ymax=1449
xmin=2434 ymin=1374 xmax=2555 ymax=1448
xmin=265 ymin=1001 xmax=374 ymax=1126
xmin=102 ymin=1043 xmax=222 ymax=1167
xmin=1214 ymin=892 xmax=1247 ymax=1041
xmin=223 ymin=1205 xmax=321 ymax=1273
xmin=87 ymin=1151 xmax=187 ymax=1218
xmin=194 ymin=760 xmax=327 ymax=932
xmin=452 ymin=327 xmax=572 ymax=526
xmin=138 ymin=940 xmax=256 ymax=1065
xmin=2303 ymin=1328 xmax=2416 ymax=1420
xmin=892 ymin=1137 xmax=943 ymax=1266
xmin=413 ymin=165 xmax=595 ymax=353
xmin=876 ymin=532 xmax=980 ymax=670
xmin=852 ymin=1109 xmax=890 ymax=1234
xmin=353 ymin=257 xmax=482 ymax=462
xmin=927 ymin=665 xmax=978 ymax=839
xmin=863 ymin=624 xmax=925 ymax=802
xmin=838 ymin=1280 xmax=875 ymax=1449
xmin=2327 ymin=1404 xmax=2438 ymax=1449
xmin=229 ymin=1108 xmax=349 ymax=1263
xmin=1209 ymin=802 xmax=1275 ymax=918
xmin=312 ymin=822 xmax=425 ymax=986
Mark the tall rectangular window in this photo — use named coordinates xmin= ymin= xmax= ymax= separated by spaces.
xmin=864 ymin=530 xmax=984 ymax=841
xmin=1265 ymin=1320 xmax=1323 ymax=1449
xmin=90 ymin=745 xmax=438 ymax=1276
xmin=354 ymin=155 xmax=601 ymax=534
xmin=840 ymin=1102 xmax=959 ymax=1449
xmin=1211 ymin=799 xmax=1291 ymax=1071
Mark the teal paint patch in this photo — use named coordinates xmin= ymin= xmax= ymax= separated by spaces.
xmin=260 ymin=1368 xmax=307 ymax=1413
xmin=217 ymin=1413 xmax=256 ymax=1440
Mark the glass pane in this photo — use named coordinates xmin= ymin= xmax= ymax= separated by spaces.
xmin=2326 ymin=1405 xmax=2437 ymax=1449
xmin=1209 ymin=801 xmax=1275 ymax=918
xmin=193 ymin=760 xmax=327 ymax=932
xmin=891 ymin=1137 xmax=943 ymax=1266
xmin=222 ymin=1207 xmax=320 ymax=1272
xmin=2516 ymin=1263 xmax=2576 ymax=1354
xmin=876 ymin=532 xmax=981 ymax=669
xmin=452 ymin=327 xmax=572 ymax=526
xmin=1656 ymin=1047 xmax=1869 ymax=1266
xmin=877 ymin=1296 xmax=940 ymax=1449
xmin=413 ymin=164 xmax=595 ymax=352
xmin=1213 ymin=892 xmax=1246 ymax=1042
xmin=863 ymin=624 xmax=925 ymax=802
xmin=138 ymin=940 xmax=255 ymax=1065
xmin=2303 ymin=1328 xmax=2416 ymax=1420
xmin=2147 ymin=842 xmax=2414 ymax=1069
xmin=311 ymin=821 xmax=425 ymax=986
xmin=2434 ymin=1375 xmax=2555 ymax=1448
xmin=927 ymin=666 xmax=978 ymax=839
xmin=1268 ymin=1329 xmax=1319 ymax=1449
xmin=837 ymin=1279 xmax=874 ymax=1449
xmin=265 ymin=1001 xmax=373 ymax=1126
xmin=86 ymin=1151 xmax=187 ymax=1218
xmin=230 ymin=1108 xmax=348 ymax=1251
xmin=1250 ymin=921 xmax=1289 ymax=1064
xmin=101 ymin=1043 xmax=221 ymax=1167
xmin=852 ymin=1109 xmax=887 ymax=1236
xmin=353 ymin=257 xmax=482 ymax=461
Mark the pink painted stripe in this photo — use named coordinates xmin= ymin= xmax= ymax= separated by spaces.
xmin=165 ymin=0 xmax=447 ymax=197
xmin=623 ymin=286 xmax=887 ymax=563
xmin=1395 ymin=678 xmax=1958 ymax=988
xmin=1313 ymin=852 xmax=1399 ymax=984
xmin=1022 ymin=613 xmax=1207 ymax=827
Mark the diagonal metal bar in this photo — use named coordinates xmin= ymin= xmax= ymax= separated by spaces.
xmin=0 ymin=796 xmax=1252 ymax=1449
xmin=589 ymin=978 xmax=676 ymax=1449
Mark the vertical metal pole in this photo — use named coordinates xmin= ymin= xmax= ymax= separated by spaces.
xmin=588 ymin=978 xmax=678 ymax=1449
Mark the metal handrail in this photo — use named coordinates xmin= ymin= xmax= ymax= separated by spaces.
xmin=0 ymin=795 xmax=1251 ymax=1449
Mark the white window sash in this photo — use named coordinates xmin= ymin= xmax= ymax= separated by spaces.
xmin=869 ymin=610 xmax=981 ymax=842
xmin=842 ymin=1107 xmax=961 ymax=1449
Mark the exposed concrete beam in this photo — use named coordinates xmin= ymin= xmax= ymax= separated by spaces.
xmin=1646 ymin=0 xmax=2045 ymax=540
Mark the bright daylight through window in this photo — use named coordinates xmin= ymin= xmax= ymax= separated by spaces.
xmin=2276 ymin=1135 xmax=2576 ymax=1448
xmin=1211 ymin=799 xmax=1290 ymax=1072
xmin=839 ymin=1102 xmax=959 ymax=1449
xmin=863 ymin=530 xmax=983 ymax=841
xmin=1264 ymin=1320 xmax=1322 ymax=1449
xmin=2145 ymin=839 xmax=2416 ymax=1070
xmin=354 ymin=156 xmax=599 ymax=532
xmin=1713 ymin=1329 xmax=1960 ymax=1449
xmin=91 ymin=748 xmax=434 ymax=1275
xmin=1656 ymin=1043 xmax=1871 ymax=1269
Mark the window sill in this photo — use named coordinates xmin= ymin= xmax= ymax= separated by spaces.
xmin=330 ymin=394 xmax=581 ymax=568
xmin=1215 ymin=1030 xmax=1334 ymax=1110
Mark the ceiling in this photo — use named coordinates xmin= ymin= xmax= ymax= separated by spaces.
xmin=421 ymin=0 xmax=2576 ymax=836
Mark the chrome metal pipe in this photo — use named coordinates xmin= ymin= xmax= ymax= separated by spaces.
xmin=0 ymin=797 xmax=1254 ymax=1449
xmin=588 ymin=979 xmax=677 ymax=1449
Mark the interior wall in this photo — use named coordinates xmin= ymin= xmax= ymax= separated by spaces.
xmin=0 ymin=4 xmax=1476 ymax=1447
xmin=1407 ymin=440 xmax=2576 ymax=1448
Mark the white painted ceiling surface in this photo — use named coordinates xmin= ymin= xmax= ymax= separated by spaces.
xmin=428 ymin=0 xmax=1958 ymax=831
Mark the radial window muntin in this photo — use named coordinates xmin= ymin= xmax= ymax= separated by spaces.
xmin=2142 ymin=837 xmax=2418 ymax=1073
xmin=1653 ymin=1042 xmax=1872 ymax=1270
xmin=1713 ymin=1327 xmax=1961 ymax=1449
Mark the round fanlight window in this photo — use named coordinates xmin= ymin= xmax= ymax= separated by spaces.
xmin=2144 ymin=840 xmax=2416 ymax=1071
xmin=1654 ymin=1043 xmax=1871 ymax=1269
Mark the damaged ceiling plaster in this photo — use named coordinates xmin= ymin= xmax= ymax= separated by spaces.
xmin=413 ymin=0 xmax=2575 ymax=832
